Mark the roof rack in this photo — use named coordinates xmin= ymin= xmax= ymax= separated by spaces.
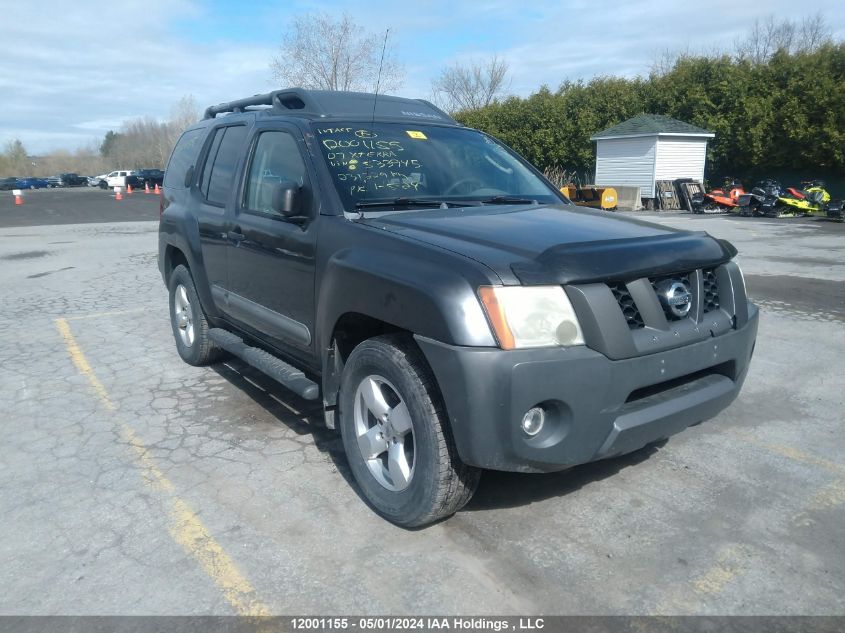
xmin=203 ymin=88 xmax=458 ymax=125
xmin=203 ymin=89 xmax=314 ymax=119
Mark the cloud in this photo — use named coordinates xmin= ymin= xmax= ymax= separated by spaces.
xmin=0 ymin=0 xmax=274 ymax=153
xmin=2 ymin=0 xmax=843 ymax=153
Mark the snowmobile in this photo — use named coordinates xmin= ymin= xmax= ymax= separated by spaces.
xmin=690 ymin=178 xmax=746 ymax=214
xmin=768 ymin=180 xmax=843 ymax=218
xmin=736 ymin=179 xmax=782 ymax=216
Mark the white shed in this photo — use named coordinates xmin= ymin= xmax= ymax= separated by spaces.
xmin=590 ymin=114 xmax=714 ymax=200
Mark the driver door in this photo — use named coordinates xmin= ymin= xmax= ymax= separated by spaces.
xmin=224 ymin=124 xmax=318 ymax=358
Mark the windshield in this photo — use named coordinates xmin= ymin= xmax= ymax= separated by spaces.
xmin=313 ymin=122 xmax=563 ymax=210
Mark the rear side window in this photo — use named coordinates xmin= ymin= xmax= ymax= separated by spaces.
xmin=204 ymin=125 xmax=248 ymax=206
xmin=200 ymin=128 xmax=224 ymax=199
xmin=164 ymin=128 xmax=204 ymax=189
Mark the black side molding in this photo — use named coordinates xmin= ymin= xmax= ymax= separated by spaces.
xmin=209 ymin=328 xmax=319 ymax=400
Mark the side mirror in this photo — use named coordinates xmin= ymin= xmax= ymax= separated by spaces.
xmin=271 ymin=180 xmax=303 ymax=218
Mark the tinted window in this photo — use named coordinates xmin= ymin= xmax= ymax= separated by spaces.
xmin=200 ymin=128 xmax=224 ymax=198
xmin=164 ymin=127 xmax=204 ymax=189
xmin=244 ymin=131 xmax=308 ymax=217
xmin=206 ymin=126 xmax=248 ymax=206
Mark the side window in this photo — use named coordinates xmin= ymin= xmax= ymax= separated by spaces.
xmin=205 ymin=125 xmax=248 ymax=206
xmin=199 ymin=128 xmax=224 ymax=199
xmin=164 ymin=127 xmax=204 ymax=189
xmin=244 ymin=131 xmax=308 ymax=217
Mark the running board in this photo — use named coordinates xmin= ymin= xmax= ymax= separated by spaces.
xmin=209 ymin=328 xmax=319 ymax=400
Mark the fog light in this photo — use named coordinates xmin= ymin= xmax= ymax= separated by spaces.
xmin=521 ymin=407 xmax=545 ymax=436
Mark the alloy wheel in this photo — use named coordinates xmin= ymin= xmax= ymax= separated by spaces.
xmin=353 ymin=375 xmax=415 ymax=491
xmin=173 ymin=284 xmax=195 ymax=347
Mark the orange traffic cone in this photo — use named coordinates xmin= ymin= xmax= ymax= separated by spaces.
xmin=145 ymin=182 xmax=151 ymax=194
xmin=154 ymin=183 xmax=160 ymax=195
xmin=14 ymin=192 xmax=23 ymax=205
xmin=115 ymin=187 xmax=123 ymax=201
xmin=127 ymin=184 xmax=133 ymax=195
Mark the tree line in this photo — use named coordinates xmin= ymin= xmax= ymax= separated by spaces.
xmin=0 ymin=97 xmax=199 ymax=178
xmin=456 ymin=18 xmax=844 ymax=188
xmin=3 ymin=12 xmax=841 ymax=188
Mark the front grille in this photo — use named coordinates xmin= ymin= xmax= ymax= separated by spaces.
xmin=607 ymin=267 xmax=721 ymax=326
xmin=702 ymin=268 xmax=720 ymax=312
xmin=609 ymin=282 xmax=644 ymax=329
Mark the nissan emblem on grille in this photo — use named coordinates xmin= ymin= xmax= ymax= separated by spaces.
xmin=656 ymin=279 xmax=693 ymax=318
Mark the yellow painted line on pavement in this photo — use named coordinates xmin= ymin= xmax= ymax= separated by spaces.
xmin=56 ymin=318 xmax=117 ymax=412
xmin=733 ymin=431 xmax=845 ymax=476
xmin=55 ymin=317 xmax=269 ymax=617
xmin=691 ymin=545 xmax=749 ymax=595
xmin=732 ymin=431 xmax=845 ymax=527
xmin=655 ymin=544 xmax=750 ymax=614
xmin=64 ymin=307 xmax=148 ymax=321
xmin=794 ymin=479 xmax=845 ymax=527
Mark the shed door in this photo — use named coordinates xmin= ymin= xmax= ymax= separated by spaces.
xmin=654 ymin=137 xmax=708 ymax=183
xmin=594 ymin=137 xmax=656 ymax=197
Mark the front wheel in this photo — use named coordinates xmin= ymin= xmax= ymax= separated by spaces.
xmin=338 ymin=335 xmax=480 ymax=527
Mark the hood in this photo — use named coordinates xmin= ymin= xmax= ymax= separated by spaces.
xmin=358 ymin=204 xmax=735 ymax=285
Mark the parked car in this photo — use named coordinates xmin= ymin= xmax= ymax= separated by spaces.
xmin=137 ymin=169 xmax=165 ymax=188
xmin=59 ymin=173 xmax=87 ymax=187
xmin=16 ymin=177 xmax=50 ymax=189
xmin=159 ymin=88 xmax=758 ymax=527
xmin=99 ymin=170 xmax=137 ymax=189
xmin=0 ymin=177 xmax=19 ymax=190
xmin=46 ymin=176 xmax=64 ymax=188
xmin=87 ymin=176 xmax=103 ymax=187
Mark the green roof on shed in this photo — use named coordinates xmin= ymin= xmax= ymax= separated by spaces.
xmin=590 ymin=114 xmax=714 ymax=140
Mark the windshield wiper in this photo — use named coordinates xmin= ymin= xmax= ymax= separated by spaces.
xmin=478 ymin=195 xmax=539 ymax=205
xmin=354 ymin=198 xmax=472 ymax=210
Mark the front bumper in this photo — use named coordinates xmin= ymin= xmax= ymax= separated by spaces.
xmin=416 ymin=303 xmax=758 ymax=472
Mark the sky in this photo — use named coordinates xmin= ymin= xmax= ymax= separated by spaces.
xmin=1 ymin=0 xmax=844 ymax=154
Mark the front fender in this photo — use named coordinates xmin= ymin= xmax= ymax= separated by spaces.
xmin=316 ymin=246 xmax=497 ymax=352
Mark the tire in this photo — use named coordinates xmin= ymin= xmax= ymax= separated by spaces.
xmin=168 ymin=264 xmax=221 ymax=366
xmin=338 ymin=334 xmax=480 ymax=527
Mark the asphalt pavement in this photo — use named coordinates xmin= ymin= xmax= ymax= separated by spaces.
xmin=0 ymin=186 xmax=159 ymax=227
xmin=1 ymin=190 xmax=843 ymax=615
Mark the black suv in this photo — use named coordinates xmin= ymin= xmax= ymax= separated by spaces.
xmin=59 ymin=173 xmax=87 ymax=186
xmin=137 ymin=168 xmax=165 ymax=188
xmin=159 ymin=89 xmax=758 ymax=527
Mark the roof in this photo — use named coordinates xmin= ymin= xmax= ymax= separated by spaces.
xmin=590 ymin=114 xmax=714 ymax=140
xmin=203 ymin=88 xmax=459 ymax=126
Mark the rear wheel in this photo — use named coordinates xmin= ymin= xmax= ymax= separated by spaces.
xmin=338 ymin=335 xmax=480 ymax=527
xmin=168 ymin=264 xmax=221 ymax=366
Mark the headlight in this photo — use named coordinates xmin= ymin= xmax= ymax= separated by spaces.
xmin=477 ymin=286 xmax=584 ymax=349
